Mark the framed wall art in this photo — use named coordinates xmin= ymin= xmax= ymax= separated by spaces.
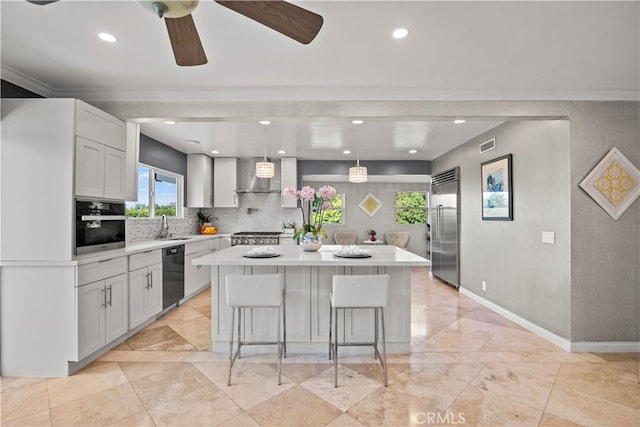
xmin=481 ymin=154 xmax=513 ymax=220
xmin=579 ymin=147 xmax=639 ymax=220
xmin=358 ymin=192 xmax=383 ymax=217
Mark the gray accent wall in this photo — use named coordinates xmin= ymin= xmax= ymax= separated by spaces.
xmin=139 ymin=133 xmax=188 ymax=203
xmin=433 ymin=120 xmax=572 ymax=338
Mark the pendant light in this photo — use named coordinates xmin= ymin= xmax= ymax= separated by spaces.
xmin=256 ymin=121 xmax=275 ymax=178
xmin=349 ymin=120 xmax=368 ymax=183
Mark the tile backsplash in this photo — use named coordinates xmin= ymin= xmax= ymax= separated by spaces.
xmin=126 ymin=208 xmax=201 ymax=242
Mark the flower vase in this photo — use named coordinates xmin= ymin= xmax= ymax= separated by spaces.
xmin=300 ymin=232 xmax=323 ymax=252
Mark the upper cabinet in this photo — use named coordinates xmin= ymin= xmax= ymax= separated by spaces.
xmin=124 ymin=122 xmax=140 ymax=202
xmin=187 ymin=154 xmax=214 ymax=208
xmin=73 ymin=101 xmax=132 ymax=200
xmin=75 ymin=101 xmax=126 ymax=151
xmin=213 ymin=158 xmax=238 ymax=208
xmin=280 ymin=157 xmax=298 ymax=208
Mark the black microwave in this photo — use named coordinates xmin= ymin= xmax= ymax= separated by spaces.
xmin=75 ymin=200 xmax=126 ymax=255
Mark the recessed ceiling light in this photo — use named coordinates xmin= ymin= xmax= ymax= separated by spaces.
xmin=343 ymin=150 xmax=351 ymax=154
xmin=454 ymin=119 xmax=466 ymax=124
xmin=277 ymin=150 xmax=286 ymax=154
xmin=98 ymin=32 xmax=117 ymax=43
xmin=164 ymin=120 xmax=176 ymax=125
xmin=409 ymin=149 xmax=418 ymax=154
xmin=259 ymin=120 xmax=271 ymax=125
xmin=211 ymin=150 xmax=219 ymax=154
xmin=392 ymin=28 xmax=409 ymax=39
xmin=351 ymin=120 xmax=364 ymax=125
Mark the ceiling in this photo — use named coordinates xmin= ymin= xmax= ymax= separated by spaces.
xmin=1 ymin=1 xmax=638 ymax=161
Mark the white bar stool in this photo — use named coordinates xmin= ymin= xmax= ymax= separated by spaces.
xmin=328 ymin=274 xmax=389 ymax=387
xmin=225 ymin=274 xmax=284 ymax=386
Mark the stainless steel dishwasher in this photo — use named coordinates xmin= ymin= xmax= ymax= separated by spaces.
xmin=162 ymin=244 xmax=185 ymax=309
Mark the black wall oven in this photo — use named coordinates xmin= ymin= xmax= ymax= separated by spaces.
xmin=75 ymin=200 xmax=126 ymax=255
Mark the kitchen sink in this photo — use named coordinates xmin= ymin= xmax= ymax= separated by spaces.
xmin=166 ymin=237 xmax=192 ymax=241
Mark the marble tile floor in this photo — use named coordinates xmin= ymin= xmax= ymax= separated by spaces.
xmin=2 ymin=268 xmax=639 ymax=426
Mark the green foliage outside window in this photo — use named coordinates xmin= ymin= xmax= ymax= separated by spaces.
xmin=313 ymin=193 xmax=343 ymax=224
xmin=126 ymin=203 xmax=176 ymax=218
xmin=395 ymin=192 xmax=427 ymax=224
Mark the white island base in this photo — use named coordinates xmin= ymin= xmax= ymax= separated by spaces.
xmin=193 ymin=245 xmax=430 ymax=354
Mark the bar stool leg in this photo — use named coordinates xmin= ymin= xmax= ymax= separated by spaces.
xmin=374 ymin=308 xmax=379 ymax=360
xmin=328 ymin=299 xmax=333 ymax=360
xmin=334 ymin=306 xmax=339 ymax=388
xmin=237 ymin=307 xmax=242 ymax=359
xmin=227 ymin=307 xmax=235 ymax=386
xmin=380 ymin=307 xmax=388 ymax=387
xmin=276 ymin=306 xmax=282 ymax=385
xmin=282 ymin=289 xmax=287 ymax=358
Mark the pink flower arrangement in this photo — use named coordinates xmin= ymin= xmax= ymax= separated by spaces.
xmin=283 ymin=185 xmax=337 ymax=239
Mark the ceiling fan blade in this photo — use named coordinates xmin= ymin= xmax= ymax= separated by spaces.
xmin=26 ymin=0 xmax=59 ymax=5
xmin=165 ymin=14 xmax=208 ymax=66
xmin=215 ymin=0 xmax=323 ymax=44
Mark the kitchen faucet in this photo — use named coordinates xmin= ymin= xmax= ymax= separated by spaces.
xmin=159 ymin=214 xmax=169 ymax=239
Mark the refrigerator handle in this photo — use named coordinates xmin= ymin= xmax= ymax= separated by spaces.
xmin=438 ymin=204 xmax=444 ymax=240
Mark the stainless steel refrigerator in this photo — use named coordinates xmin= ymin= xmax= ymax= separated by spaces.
xmin=430 ymin=167 xmax=460 ymax=288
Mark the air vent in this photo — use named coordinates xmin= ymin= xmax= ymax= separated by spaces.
xmin=479 ymin=138 xmax=496 ymax=154
xmin=431 ymin=167 xmax=459 ymax=185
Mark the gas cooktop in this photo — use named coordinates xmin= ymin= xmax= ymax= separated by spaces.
xmin=232 ymin=231 xmax=283 ymax=236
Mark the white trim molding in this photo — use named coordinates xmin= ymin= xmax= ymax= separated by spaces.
xmin=459 ymin=287 xmax=572 ymax=352
xmin=460 ymin=287 xmax=640 ymax=353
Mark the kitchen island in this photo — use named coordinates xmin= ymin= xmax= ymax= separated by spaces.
xmin=193 ymin=245 xmax=430 ymax=354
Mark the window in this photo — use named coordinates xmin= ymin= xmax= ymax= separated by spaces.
xmin=395 ymin=191 xmax=427 ymax=224
xmin=126 ymin=164 xmax=184 ymax=218
xmin=314 ymin=193 xmax=344 ymax=225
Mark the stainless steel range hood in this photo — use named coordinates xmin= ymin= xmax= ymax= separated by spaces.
xmin=235 ymin=157 xmax=280 ymax=193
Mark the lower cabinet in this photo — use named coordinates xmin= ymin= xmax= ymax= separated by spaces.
xmin=185 ymin=252 xmax=211 ymax=297
xmin=128 ymin=249 xmax=163 ymax=329
xmin=77 ymin=273 xmax=128 ymax=360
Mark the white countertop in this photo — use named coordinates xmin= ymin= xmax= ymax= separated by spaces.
xmin=193 ymin=244 xmax=430 ymax=267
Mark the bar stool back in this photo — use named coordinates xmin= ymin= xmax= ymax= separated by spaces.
xmin=329 ymin=274 xmax=389 ymax=387
xmin=226 ymin=274 xmax=284 ymax=385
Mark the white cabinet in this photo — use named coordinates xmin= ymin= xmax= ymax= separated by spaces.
xmin=214 ymin=158 xmax=238 ymax=207
xmin=75 ymin=136 xmax=127 ymax=199
xmin=219 ymin=236 xmax=232 ymax=250
xmin=124 ymin=122 xmax=140 ymax=201
xmin=184 ymin=239 xmax=219 ymax=298
xmin=77 ymin=258 xmax=128 ymax=360
xmin=75 ymin=100 xmax=126 ymax=151
xmin=187 ymin=154 xmax=214 ymax=208
xmin=128 ymin=250 xmax=163 ymax=329
xmin=281 ymin=157 xmax=298 ymax=208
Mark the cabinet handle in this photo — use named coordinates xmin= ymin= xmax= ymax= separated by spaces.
xmin=148 ymin=271 xmax=153 ymax=289
xmin=145 ymin=272 xmax=151 ymax=289
xmin=101 ymin=288 xmax=107 ymax=308
xmin=107 ymin=285 xmax=113 ymax=307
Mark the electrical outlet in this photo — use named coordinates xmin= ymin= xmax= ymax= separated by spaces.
xmin=482 ymin=281 xmax=487 ymax=291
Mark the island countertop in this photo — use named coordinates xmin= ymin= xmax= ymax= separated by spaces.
xmin=192 ymin=244 xmax=430 ymax=267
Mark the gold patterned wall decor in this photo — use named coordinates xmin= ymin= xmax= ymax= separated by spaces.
xmin=579 ymin=147 xmax=640 ymax=220
xmin=358 ymin=192 xmax=383 ymax=217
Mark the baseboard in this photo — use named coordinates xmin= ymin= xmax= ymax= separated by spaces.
xmin=458 ymin=287 xmax=572 ymax=352
xmin=571 ymin=341 xmax=640 ymax=353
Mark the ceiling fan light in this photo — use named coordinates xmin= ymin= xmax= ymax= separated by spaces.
xmin=349 ymin=165 xmax=368 ymax=183
xmin=256 ymin=160 xmax=275 ymax=178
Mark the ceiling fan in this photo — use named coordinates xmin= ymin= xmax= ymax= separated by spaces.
xmin=26 ymin=0 xmax=324 ymax=67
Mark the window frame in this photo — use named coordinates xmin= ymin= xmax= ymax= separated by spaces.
xmin=126 ymin=163 xmax=184 ymax=219
xmin=394 ymin=191 xmax=428 ymax=225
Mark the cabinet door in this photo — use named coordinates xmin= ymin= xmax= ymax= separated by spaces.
xmin=124 ymin=122 xmax=139 ymax=201
xmin=280 ymin=157 xmax=298 ymax=208
xmin=75 ymin=136 xmax=105 ymax=198
xmin=187 ymin=154 xmax=213 ymax=208
xmin=104 ymin=273 xmax=128 ymax=343
xmin=129 ymin=268 xmax=148 ymax=329
xmin=146 ymin=264 xmax=163 ymax=318
xmin=184 ymin=252 xmax=210 ymax=298
xmin=75 ymin=100 xmax=126 ymax=151
xmin=103 ymin=147 xmax=127 ymax=200
xmin=77 ymin=280 xmax=106 ymax=360
xmin=213 ymin=158 xmax=238 ymax=207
